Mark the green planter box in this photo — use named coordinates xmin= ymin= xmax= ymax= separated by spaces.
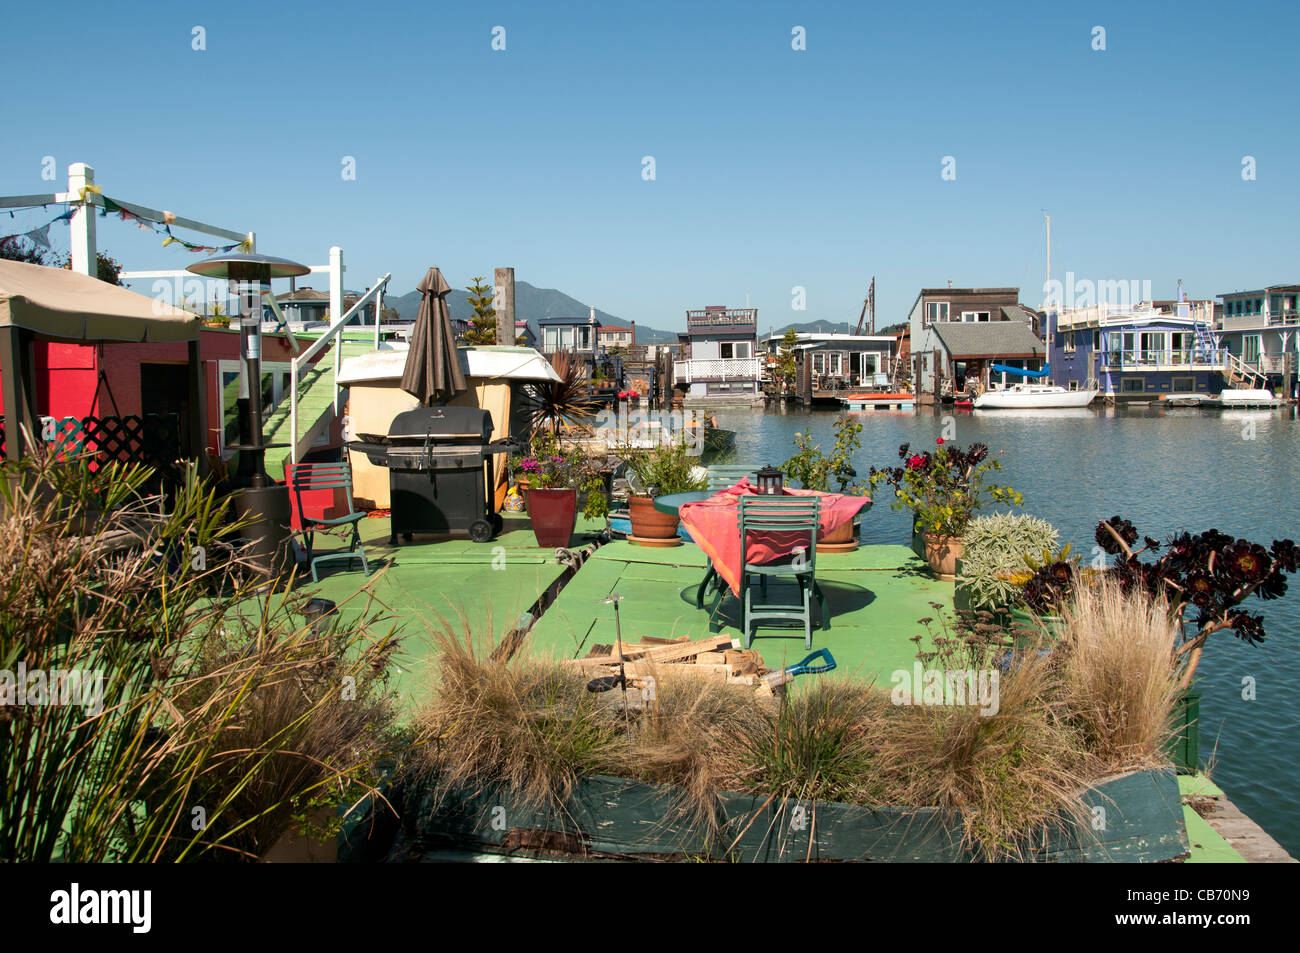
xmin=359 ymin=767 xmax=1189 ymax=862
xmin=1164 ymin=690 xmax=1201 ymax=775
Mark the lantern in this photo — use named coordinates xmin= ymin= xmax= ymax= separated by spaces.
xmin=756 ymin=464 xmax=784 ymax=495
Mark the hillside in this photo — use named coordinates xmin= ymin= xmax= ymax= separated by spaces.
xmin=381 ymin=279 xmax=678 ymax=344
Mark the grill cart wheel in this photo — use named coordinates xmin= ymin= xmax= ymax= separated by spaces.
xmin=469 ymin=519 xmax=494 ymax=543
xmin=490 ymin=513 xmax=504 ymax=535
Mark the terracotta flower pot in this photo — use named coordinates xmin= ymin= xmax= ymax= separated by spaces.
xmin=526 ymin=488 xmax=577 ymax=548
xmin=816 ymin=519 xmax=856 ymax=553
xmin=921 ymin=532 xmax=964 ymax=576
xmin=628 ymin=494 xmax=680 ymax=545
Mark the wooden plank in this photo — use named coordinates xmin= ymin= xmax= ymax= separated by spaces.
xmin=694 ymin=651 xmax=729 ymax=666
xmin=640 ymin=635 xmax=733 ymax=663
xmin=620 ymin=661 xmax=733 ymax=678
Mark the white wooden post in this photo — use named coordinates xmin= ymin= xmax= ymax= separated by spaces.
xmin=67 ymin=163 xmax=96 ymax=276
xmin=329 ymin=246 xmax=344 ymax=325
xmin=373 ymin=285 xmax=383 ymax=349
xmin=330 ymin=246 xmax=344 ymax=413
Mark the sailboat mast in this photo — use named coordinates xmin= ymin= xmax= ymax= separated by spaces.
xmin=1045 ymin=213 xmax=1052 ymax=307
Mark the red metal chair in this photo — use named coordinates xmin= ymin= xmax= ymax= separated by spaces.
xmin=287 ymin=461 xmax=370 ymax=582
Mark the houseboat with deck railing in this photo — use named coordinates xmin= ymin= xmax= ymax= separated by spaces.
xmin=1044 ymin=295 xmax=1275 ymax=404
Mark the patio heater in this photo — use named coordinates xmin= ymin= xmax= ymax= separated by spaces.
xmin=187 ymin=253 xmax=312 ymax=577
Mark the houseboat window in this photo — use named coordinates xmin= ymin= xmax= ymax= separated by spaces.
xmin=830 ymin=353 xmax=843 ymax=376
xmin=1170 ymin=332 xmax=1192 ymax=364
xmin=1139 ymin=331 xmax=1165 ymax=363
xmin=578 ymin=326 xmax=591 ymax=349
xmin=925 ymin=302 xmax=949 ymax=326
xmin=1068 ymin=380 xmax=1079 ymax=391
xmin=1092 ymin=330 xmax=1100 ymax=350
xmin=1121 ymin=378 xmax=1144 ymax=393
xmin=813 ymin=353 xmax=825 ymax=374
xmin=1244 ymin=335 xmax=1262 ymax=364
xmin=1172 ymin=377 xmax=1195 ymax=392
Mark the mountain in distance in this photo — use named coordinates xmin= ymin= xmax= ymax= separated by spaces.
xmin=763 ymin=319 xmax=908 ymax=337
xmin=378 ymin=280 xmax=679 ymax=344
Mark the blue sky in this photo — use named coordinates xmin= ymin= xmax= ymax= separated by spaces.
xmin=2 ymin=0 xmax=1297 ymax=330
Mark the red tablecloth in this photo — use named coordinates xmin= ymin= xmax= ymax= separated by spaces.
xmin=679 ymin=479 xmax=869 ymax=596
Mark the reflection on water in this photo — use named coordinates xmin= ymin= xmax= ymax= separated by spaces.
xmin=712 ymin=402 xmax=1300 ymax=855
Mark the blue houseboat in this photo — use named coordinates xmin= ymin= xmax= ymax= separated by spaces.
xmin=1045 ymin=298 xmax=1232 ymax=401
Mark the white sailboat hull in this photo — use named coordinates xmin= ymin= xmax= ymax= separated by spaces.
xmin=973 ymin=386 xmax=1097 ymax=409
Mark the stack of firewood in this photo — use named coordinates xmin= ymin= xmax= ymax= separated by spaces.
xmin=563 ymin=634 xmax=793 ymax=696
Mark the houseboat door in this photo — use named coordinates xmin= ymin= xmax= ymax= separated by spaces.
xmin=140 ymin=362 xmax=192 ymax=457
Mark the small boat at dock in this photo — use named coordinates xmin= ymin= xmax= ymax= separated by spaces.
xmin=1211 ymin=388 xmax=1285 ymax=408
xmin=839 ymin=391 xmax=914 ymax=411
xmin=973 ymin=382 xmax=1098 ymax=409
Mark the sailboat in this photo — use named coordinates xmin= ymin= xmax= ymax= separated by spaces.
xmin=972 ymin=364 xmax=1098 ymax=409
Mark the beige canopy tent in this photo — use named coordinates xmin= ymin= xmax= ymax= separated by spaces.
xmin=0 ymin=259 xmax=204 ymax=462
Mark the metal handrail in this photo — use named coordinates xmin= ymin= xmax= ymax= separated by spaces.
xmin=289 ymin=273 xmax=391 ymax=463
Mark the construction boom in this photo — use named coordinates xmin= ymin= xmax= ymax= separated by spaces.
xmin=854 ymin=277 xmax=875 ymax=335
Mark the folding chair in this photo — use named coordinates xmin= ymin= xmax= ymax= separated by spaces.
xmin=288 ymin=461 xmax=370 ymax=583
xmin=737 ymin=496 xmax=826 ymax=649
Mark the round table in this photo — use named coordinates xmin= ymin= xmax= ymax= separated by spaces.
xmin=651 ymin=491 xmax=712 ymax=516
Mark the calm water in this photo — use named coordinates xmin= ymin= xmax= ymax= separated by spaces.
xmin=711 ymin=402 xmax=1300 ymax=856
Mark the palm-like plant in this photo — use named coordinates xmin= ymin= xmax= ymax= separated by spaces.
xmin=523 ymin=351 xmax=600 ymax=435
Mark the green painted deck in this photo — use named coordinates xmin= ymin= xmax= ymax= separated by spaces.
xmin=524 ymin=538 xmax=952 ymax=682
xmin=303 ymin=518 xmax=1276 ymax=862
xmin=305 ymin=512 xmax=603 ymax=715
xmin=1179 ymin=774 xmax=1245 ymax=863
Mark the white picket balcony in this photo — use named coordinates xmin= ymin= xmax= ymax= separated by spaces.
xmin=674 ymin=357 xmax=762 ymax=383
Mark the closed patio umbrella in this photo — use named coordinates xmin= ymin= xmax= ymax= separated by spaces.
xmin=401 ymin=266 xmax=466 ymax=405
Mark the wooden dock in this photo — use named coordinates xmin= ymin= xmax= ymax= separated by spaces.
xmin=839 ymin=392 xmax=915 ymax=411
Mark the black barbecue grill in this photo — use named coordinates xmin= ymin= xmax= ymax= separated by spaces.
xmin=349 ymin=406 xmax=515 ymax=544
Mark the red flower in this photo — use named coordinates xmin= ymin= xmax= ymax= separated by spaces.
xmin=936 ymin=437 xmax=945 ymax=445
xmin=906 ymin=454 xmax=926 ymax=470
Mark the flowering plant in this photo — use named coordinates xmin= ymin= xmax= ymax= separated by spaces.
xmin=513 ymin=431 xmax=609 ymax=518
xmin=868 ymin=439 xmax=1022 ymax=537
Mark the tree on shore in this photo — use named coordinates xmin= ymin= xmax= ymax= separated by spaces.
xmin=462 ymin=276 xmax=497 ymax=344
xmin=776 ymin=328 xmax=799 ymax=388
xmin=0 ymin=236 xmax=124 ymax=286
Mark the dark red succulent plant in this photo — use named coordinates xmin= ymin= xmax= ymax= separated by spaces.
xmin=1031 ymin=514 xmax=1298 ymax=688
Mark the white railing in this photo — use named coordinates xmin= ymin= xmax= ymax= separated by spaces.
xmin=675 ymin=357 xmax=762 ymax=383
xmin=1102 ymin=348 xmax=1228 ymax=369
xmin=1055 ymin=301 xmax=1216 ymax=329
xmin=289 ymin=273 xmax=391 ymax=463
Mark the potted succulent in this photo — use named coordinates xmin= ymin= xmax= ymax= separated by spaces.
xmin=782 ymin=414 xmax=870 ymax=551
xmin=954 ymin=512 xmax=1059 ymax=616
xmin=625 ymin=440 xmax=706 ymax=545
xmin=869 ymin=440 xmax=1022 ymax=576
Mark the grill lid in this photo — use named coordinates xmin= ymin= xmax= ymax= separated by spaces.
xmin=387 ymin=405 xmax=494 ymax=441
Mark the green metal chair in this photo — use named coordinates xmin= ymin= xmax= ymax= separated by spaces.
xmin=737 ymin=496 xmax=824 ymax=649
xmin=705 ymin=465 xmax=760 ymax=492
xmin=289 ymin=461 xmax=370 ymax=583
